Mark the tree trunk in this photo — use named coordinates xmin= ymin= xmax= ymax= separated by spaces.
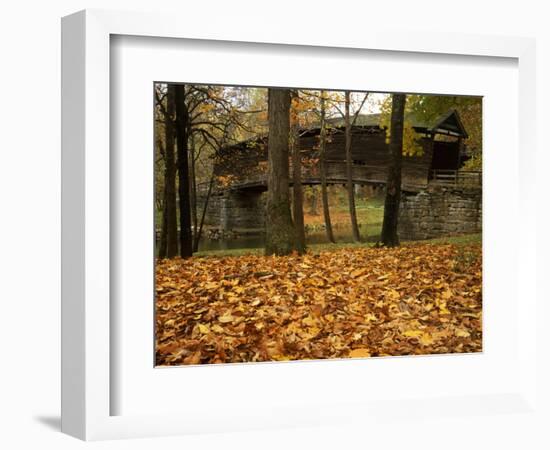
xmin=291 ymin=123 xmax=306 ymax=253
xmin=189 ymin=134 xmax=199 ymax=250
xmin=174 ymin=84 xmax=193 ymax=258
xmin=157 ymin=136 xmax=168 ymax=259
xmin=381 ymin=93 xmax=406 ymax=247
xmin=319 ymin=92 xmax=335 ymax=243
xmin=345 ymin=91 xmax=361 ymax=242
xmin=265 ymin=88 xmax=298 ymax=256
xmin=193 ymin=171 xmax=215 ymax=253
xmin=308 ymin=186 xmax=318 ymax=215
xmin=162 ymin=85 xmax=178 ymax=258
xmin=158 ymin=182 xmax=167 ymax=258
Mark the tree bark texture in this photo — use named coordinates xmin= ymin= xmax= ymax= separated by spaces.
xmin=345 ymin=91 xmax=361 ymax=242
xmin=265 ymin=88 xmax=298 ymax=256
xmin=291 ymin=124 xmax=306 ymax=253
xmin=158 ymin=181 xmax=167 ymax=258
xmin=308 ymin=186 xmax=318 ymax=215
xmin=162 ymin=85 xmax=179 ymax=258
xmin=193 ymin=171 xmax=215 ymax=253
xmin=174 ymin=84 xmax=194 ymax=258
xmin=189 ymin=133 xmax=198 ymax=242
xmin=319 ymin=92 xmax=335 ymax=243
xmin=157 ymin=137 xmax=168 ymax=259
xmin=381 ymin=93 xmax=406 ymax=247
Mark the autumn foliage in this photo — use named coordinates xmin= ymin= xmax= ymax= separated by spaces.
xmin=155 ymin=243 xmax=482 ymax=366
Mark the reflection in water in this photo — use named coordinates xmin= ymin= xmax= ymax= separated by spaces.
xmin=198 ymin=235 xmax=264 ymax=252
xmin=197 ymin=224 xmax=382 ymax=252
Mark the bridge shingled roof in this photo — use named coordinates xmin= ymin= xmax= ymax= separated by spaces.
xmin=325 ymin=109 xmax=468 ymax=138
xmin=220 ymin=109 xmax=467 ymax=154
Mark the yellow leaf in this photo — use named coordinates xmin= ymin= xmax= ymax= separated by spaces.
xmin=455 ymin=328 xmax=471 ymax=338
xmin=437 ymin=300 xmax=451 ymax=314
xmin=218 ymin=314 xmax=234 ymax=323
xmin=349 ymin=348 xmax=371 ymax=358
xmin=419 ymin=333 xmax=434 ymax=346
xmin=386 ymin=289 xmax=400 ymax=301
xmin=302 ymin=315 xmax=316 ymax=327
xmin=306 ymin=326 xmax=321 ymax=338
xmin=350 ymin=268 xmax=366 ymax=278
xmin=273 ymin=354 xmax=292 ymax=361
xmin=197 ymin=324 xmax=209 ymax=334
xmin=403 ymin=330 xmax=423 ymax=338
xmin=462 ymin=312 xmax=480 ymax=318
xmin=310 ymin=277 xmax=325 ymax=287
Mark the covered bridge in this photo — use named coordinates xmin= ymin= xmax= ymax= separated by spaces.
xmin=214 ymin=109 xmax=476 ymax=194
xmin=204 ymin=109 xmax=480 ymax=232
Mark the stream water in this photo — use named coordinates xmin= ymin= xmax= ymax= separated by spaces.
xmin=196 ymin=224 xmax=382 ymax=253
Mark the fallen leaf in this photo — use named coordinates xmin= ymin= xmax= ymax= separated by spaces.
xmin=155 ymin=243 xmax=482 ymax=366
xmin=218 ymin=314 xmax=234 ymax=323
xmin=455 ymin=329 xmax=471 ymax=338
xmin=349 ymin=348 xmax=371 ymax=358
xmin=183 ymin=351 xmax=201 ymax=365
xmin=403 ymin=330 xmax=423 ymax=338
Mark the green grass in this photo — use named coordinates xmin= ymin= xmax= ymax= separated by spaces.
xmin=194 ymin=247 xmax=264 ymax=258
xmin=355 ymin=196 xmax=385 ymax=210
xmin=304 ymin=197 xmax=384 ymax=242
xmin=307 ymin=233 xmax=481 ymax=254
xmin=193 ymin=233 xmax=482 ymax=258
xmin=419 ymin=233 xmax=482 ymax=246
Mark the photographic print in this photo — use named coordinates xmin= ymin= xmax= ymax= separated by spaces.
xmin=154 ymin=84 xmax=482 ymax=366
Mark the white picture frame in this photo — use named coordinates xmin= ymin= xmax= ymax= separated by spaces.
xmin=61 ymin=9 xmax=540 ymax=442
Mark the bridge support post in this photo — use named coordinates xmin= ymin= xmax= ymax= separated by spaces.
xmin=220 ymin=193 xmax=229 ymax=232
xmin=213 ymin=190 xmax=266 ymax=233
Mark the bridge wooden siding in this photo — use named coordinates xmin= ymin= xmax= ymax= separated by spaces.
xmin=213 ymin=110 xmax=479 ymax=195
xmin=215 ymin=132 xmax=435 ymax=194
xmin=221 ymin=159 xmax=430 ymax=193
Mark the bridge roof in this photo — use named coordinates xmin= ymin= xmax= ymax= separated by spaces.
xmin=217 ymin=109 xmax=467 ymax=159
xmin=325 ymin=109 xmax=468 ymax=138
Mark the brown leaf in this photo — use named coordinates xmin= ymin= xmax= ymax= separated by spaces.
xmin=155 ymin=242 xmax=482 ymax=366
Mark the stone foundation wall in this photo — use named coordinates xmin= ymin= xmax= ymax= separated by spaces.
xmin=398 ymin=186 xmax=482 ymax=240
xmin=199 ymin=190 xmax=266 ymax=231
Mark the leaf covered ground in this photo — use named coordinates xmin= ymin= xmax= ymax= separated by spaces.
xmin=155 ymin=243 xmax=482 ymax=366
